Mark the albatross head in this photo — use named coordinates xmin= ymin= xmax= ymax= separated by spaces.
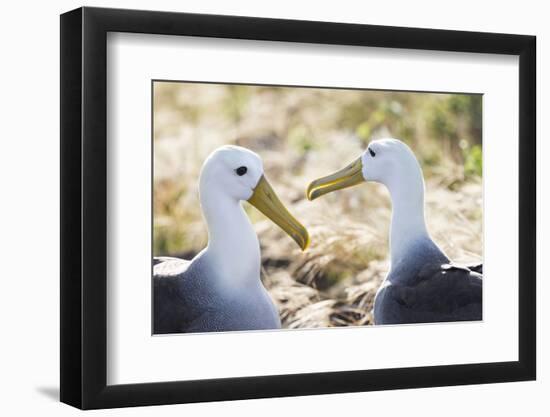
xmin=306 ymin=139 xmax=424 ymax=200
xmin=307 ymin=139 xmax=439 ymax=267
xmin=200 ymin=145 xmax=310 ymax=250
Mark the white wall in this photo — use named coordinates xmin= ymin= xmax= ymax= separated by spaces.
xmin=0 ymin=0 xmax=545 ymax=415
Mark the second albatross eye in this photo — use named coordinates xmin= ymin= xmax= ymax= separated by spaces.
xmin=235 ymin=166 xmax=248 ymax=176
xmin=368 ymin=148 xmax=376 ymax=157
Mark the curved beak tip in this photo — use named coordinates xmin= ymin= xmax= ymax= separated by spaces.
xmin=301 ymin=233 xmax=311 ymax=251
xmin=307 ymin=189 xmax=319 ymax=201
xmin=290 ymin=227 xmax=310 ymax=251
xmin=249 ymin=175 xmax=311 ymax=252
xmin=305 ymin=182 xmax=320 ymax=201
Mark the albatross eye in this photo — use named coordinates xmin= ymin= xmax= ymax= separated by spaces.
xmin=235 ymin=166 xmax=248 ymax=176
xmin=368 ymin=148 xmax=376 ymax=157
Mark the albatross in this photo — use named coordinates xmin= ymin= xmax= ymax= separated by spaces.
xmin=306 ymin=138 xmax=482 ymax=324
xmin=154 ymin=145 xmax=309 ymax=334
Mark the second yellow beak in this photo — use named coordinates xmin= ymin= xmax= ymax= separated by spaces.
xmin=306 ymin=157 xmax=365 ymax=201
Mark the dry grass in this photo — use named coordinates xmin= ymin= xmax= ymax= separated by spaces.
xmin=153 ymin=82 xmax=482 ymax=328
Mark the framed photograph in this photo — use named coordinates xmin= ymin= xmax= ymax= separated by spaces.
xmin=60 ymin=6 xmax=536 ymax=409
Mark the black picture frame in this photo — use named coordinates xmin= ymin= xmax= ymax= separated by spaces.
xmin=60 ymin=6 xmax=536 ymax=410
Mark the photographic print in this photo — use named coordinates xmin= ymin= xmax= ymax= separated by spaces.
xmin=61 ymin=9 xmax=535 ymax=407
xmin=152 ymin=81 xmax=483 ymax=335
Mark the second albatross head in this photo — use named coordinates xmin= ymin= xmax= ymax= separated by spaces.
xmin=306 ymin=139 xmax=424 ymax=201
xmin=200 ymin=145 xmax=310 ymax=250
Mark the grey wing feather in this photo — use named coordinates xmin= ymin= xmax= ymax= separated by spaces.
xmin=152 ymin=256 xmax=282 ymax=333
xmin=153 ymin=257 xmax=196 ymax=334
xmin=466 ymin=263 xmax=483 ymax=274
xmin=374 ymin=264 xmax=482 ymax=325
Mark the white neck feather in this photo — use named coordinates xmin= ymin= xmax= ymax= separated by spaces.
xmin=199 ymin=186 xmax=261 ymax=288
xmin=386 ymin=168 xmax=431 ymax=268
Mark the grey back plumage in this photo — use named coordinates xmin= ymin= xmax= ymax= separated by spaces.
xmin=373 ymin=239 xmax=482 ymax=324
xmin=153 ymin=254 xmax=281 ymax=334
xmin=374 ymin=263 xmax=482 ymax=324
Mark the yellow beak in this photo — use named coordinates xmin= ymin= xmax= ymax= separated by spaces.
xmin=248 ymin=176 xmax=310 ymax=251
xmin=306 ymin=157 xmax=365 ymax=201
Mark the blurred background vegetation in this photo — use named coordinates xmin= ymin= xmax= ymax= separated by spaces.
xmin=153 ymin=82 xmax=482 ymax=328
